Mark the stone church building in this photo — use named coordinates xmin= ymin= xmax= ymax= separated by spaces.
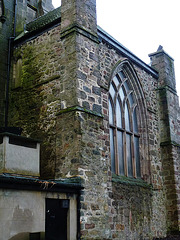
xmin=0 ymin=0 xmax=180 ymax=239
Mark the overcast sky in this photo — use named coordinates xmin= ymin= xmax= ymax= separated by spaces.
xmin=52 ymin=0 xmax=180 ymax=101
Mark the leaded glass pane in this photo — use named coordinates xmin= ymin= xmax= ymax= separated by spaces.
xmin=116 ymin=99 xmax=122 ymax=128
xmin=125 ymin=102 xmax=130 ymax=131
xmin=133 ymin=107 xmax=138 ymax=133
xmin=126 ymin=134 xmax=133 ymax=177
xmin=128 ymin=93 xmax=134 ymax=106
xmin=109 ymin=84 xmax=116 ymax=101
xmin=110 ymin=128 xmax=115 ymax=173
xmin=134 ymin=137 xmax=140 ymax=177
xmin=117 ymin=131 xmax=124 ymax=175
xmin=113 ymin=76 xmax=120 ymax=87
xmin=119 ymin=87 xmax=125 ymax=102
xmin=124 ymin=80 xmax=130 ymax=93
xmin=109 ymin=100 xmax=114 ymax=125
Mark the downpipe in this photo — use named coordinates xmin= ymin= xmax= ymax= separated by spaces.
xmin=4 ymin=0 xmax=17 ymax=128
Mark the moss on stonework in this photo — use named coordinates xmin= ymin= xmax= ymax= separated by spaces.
xmin=16 ymin=44 xmax=46 ymax=88
xmin=112 ymin=173 xmax=152 ymax=189
xmin=34 ymin=75 xmax=60 ymax=87
xmin=10 ymin=27 xmax=63 ymax=179
xmin=21 ymin=45 xmax=38 ymax=87
xmin=14 ymin=48 xmax=22 ymax=61
xmin=54 ymin=176 xmax=83 ymax=185
xmin=16 ymin=17 xmax=25 ymax=36
xmin=57 ymin=105 xmax=103 ymax=118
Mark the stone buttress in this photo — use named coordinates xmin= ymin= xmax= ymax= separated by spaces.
xmin=55 ymin=0 xmax=112 ymax=238
xmin=149 ymin=46 xmax=180 ymax=234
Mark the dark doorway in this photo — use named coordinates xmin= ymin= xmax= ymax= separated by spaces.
xmin=45 ymin=199 xmax=69 ymax=240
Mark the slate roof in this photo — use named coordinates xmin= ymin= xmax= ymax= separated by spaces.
xmin=0 ymin=173 xmax=83 ymax=193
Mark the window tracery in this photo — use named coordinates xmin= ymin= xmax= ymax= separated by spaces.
xmin=109 ymin=67 xmax=141 ymax=178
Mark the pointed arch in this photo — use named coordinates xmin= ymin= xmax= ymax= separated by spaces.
xmin=0 ymin=0 xmax=5 ymax=23
xmin=109 ymin=59 xmax=150 ymax=180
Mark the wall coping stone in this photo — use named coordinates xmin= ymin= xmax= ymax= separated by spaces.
xmin=112 ymin=174 xmax=152 ymax=189
xmin=60 ymin=23 xmax=99 ymax=44
xmin=57 ymin=106 xmax=104 ymax=118
xmin=160 ymin=141 xmax=180 ymax=148
xmin=149 ymin=48 xmax=174 ymax=61
xmin=156 ymin=85 xmax=177 ymax=95
xmin=26 ymin=6 xmax=61 ymax=33
xmin=0 ymin=132 xmax=41 ymax=144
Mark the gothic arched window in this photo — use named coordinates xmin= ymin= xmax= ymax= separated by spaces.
xmin=0 ymin=0 xmax=6 ymax=23
xmin=109 ymin=69 xmax=141 ymax=178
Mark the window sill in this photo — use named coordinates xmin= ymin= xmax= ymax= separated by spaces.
xmin=112 ymin=173 xmax=152 ymax=189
